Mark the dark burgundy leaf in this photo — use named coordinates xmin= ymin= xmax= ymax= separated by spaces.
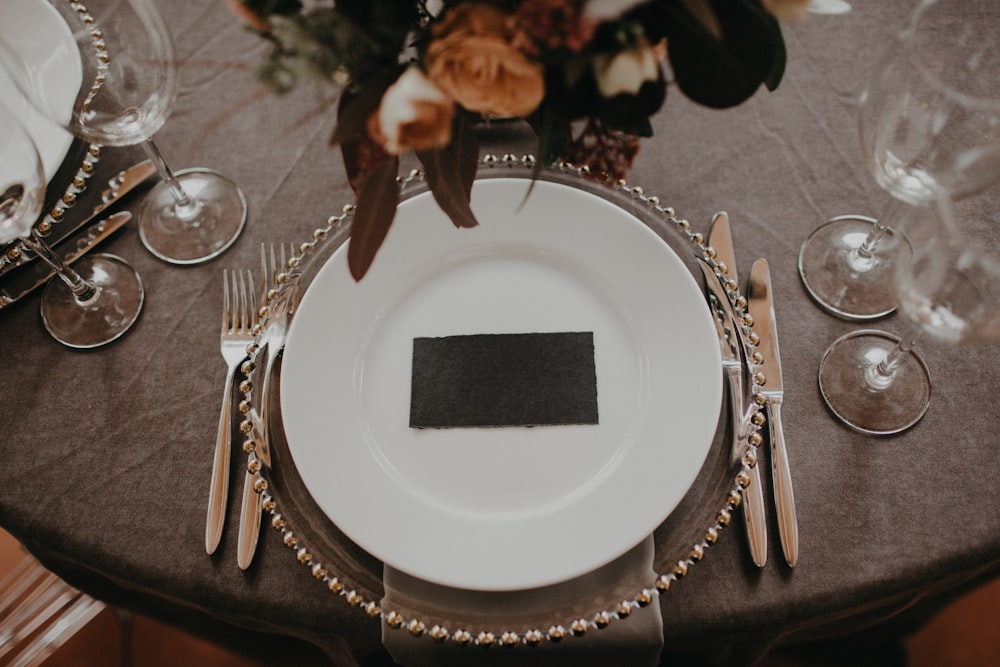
xmin=332 ymin=68 xmax=400 ymax=146
xmin=348 ymin=155 xmax=400 ymax=280
xmin=450 ymin=111 xmax=479 ymax=200
xmin=640 ymin=0 xmax=784 ymax=109
xmin=340 ymin=132 xmax=388 ymax=196
xmin=416 ymin=113 xmax=480 ymax=229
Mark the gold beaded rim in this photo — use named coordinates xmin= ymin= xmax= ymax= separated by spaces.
xmin=2 ymin=0 xmax=109 ymax=278
xmin=0 ymin=143 xmax=102 ymax=277
xmin=236 ymin=154 xmax=766 ymax=647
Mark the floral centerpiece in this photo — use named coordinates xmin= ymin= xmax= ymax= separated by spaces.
xmin=229 ymin=0 xmax=807 ymax=279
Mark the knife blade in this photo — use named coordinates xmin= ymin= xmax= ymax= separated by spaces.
xmin=0 ymin=211 xmax=133 ymax=308
xmin=1 ymin=160 xmax=156 ymax=276
xmin=708 ymin=211 xmax=768 ymax=568
xmin=747 ymin=258 xmax=798 ymax=567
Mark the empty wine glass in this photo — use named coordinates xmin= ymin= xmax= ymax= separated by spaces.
xmin=0 ymin=0 xmax=247 ymax=265
xmin=817 ymin=184 xmax=1000 ymax=435
xmin=808 ymin=0 xmax=851 ymax=15
xmin=798 ymin=0 xmax=1000 ymax=320
xmin=0 ymin=101 xmax=143 ymax=348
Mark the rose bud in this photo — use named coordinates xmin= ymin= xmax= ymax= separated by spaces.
xmin=367 ymin=67 xmax=454 ymax=155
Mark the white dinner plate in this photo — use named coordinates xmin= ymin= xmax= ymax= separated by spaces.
xmin=0 ymin=0 xmax=81 ymax=181
xmin=281 ymin=178 xmax=723 ymax=591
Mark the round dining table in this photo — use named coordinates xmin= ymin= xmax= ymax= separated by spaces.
xmin=3 ymin=1 xmax=1000 ymax=665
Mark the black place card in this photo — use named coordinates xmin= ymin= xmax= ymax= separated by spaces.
xmin=410 ymin=332 xmax=599 ymax=428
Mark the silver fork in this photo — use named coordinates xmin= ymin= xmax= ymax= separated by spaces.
xmin=206 ymin=269 xmax=256 ymax=555
xmin=237 ymin=244 xmax=298 ymax=570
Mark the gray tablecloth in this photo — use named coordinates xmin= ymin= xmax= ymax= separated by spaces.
xmin=3 ymin=2 xmax=999 ymax=665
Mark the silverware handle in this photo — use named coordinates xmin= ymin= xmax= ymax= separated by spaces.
xmin=237 ymin=470 xmax=263 ymax=570
xmin=743 ymin=461 xmax=768 ymax=567
xmin=206 ymin=364 xmax=236 ymax=555
xmin=727 ymin=367 xmax=767 ymax=567
xmin=768 ymin=398 xmax=798 ymax=567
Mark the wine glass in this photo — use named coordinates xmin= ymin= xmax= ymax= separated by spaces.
xmin=1 ymin=101 xmax=143 ymax=347
xmin=817 ymin=184 xmax=1000 ymax=435
xmin=798 ymin=0 xmax=1000 ymax=320
xmin=808 ymin=0 xmax=851 ymax=15
xmin=0 ymin=0 xmax=247 ymax=265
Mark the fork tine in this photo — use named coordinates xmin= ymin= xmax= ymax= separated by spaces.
xmin=259 ymin=244 xmax=268 ymax=307
xmin=222 ymin=269 xmax=231 ymax=334
xmin=238 ymin=269 xmax=248 ymax=333
xmin=240 ymin=269 xmax=254 ymax=333
xmin=246 ymin=268 xmax=257 ymax=327
xmin=270 ymin=243 xmax=278 ymax=293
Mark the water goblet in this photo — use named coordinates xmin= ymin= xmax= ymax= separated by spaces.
xmin=798 ymin=0 xmax=1000 ymax=320
xmin=0 ymin=101 xmax=143 ymax=348
xmin=817 ymin=185 xmax=1000 ymax=435
xmin=0 ymin=0 xmax=247 ymax=265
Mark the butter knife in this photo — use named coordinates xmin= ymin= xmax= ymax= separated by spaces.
xmin=747 ymin=258 xmax=798 ymax=567
xmin=1 ymin=160 xmax=156 ymax=276
xmin=0 ymin=211 xmax=133 ymax=308
xmin=708 ymin=212 xmax=768 ymax=568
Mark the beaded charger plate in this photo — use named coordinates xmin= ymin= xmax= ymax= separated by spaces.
xmin=0 ymin=0 xmax=100 ymax=276
xmin=0 ymin=0 xmax=80 ymax=182
xmin=281 ymin=175 xmax=723 ymax=592
xmin=242 ymin=157 xmax=766 ymax=644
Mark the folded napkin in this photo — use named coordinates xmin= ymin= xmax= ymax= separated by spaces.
xmin=381 ymin=536 xmax=663 ymax=666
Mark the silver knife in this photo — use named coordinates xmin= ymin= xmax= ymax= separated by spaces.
xmin=1 ymin=160 xmax=156 ymax=276
xmin=747 ymin=258 xmax=798 ymax=567
xmin=0 ymin=211 xmax=133 ymax=308
xmin=708 ymin=211 xmax=768 ymax=567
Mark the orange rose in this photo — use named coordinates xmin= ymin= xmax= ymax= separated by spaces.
xmin=425 ymin=3 xmax=545 ymax=118
xmin=367 ymin=67 xmax=454 ymax=155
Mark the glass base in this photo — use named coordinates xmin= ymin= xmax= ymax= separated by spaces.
xmin=138 ymin=168 xmax=247 ymax=265
xmin=40 ymin=253 xmax=144 ymax=349
xmin=798 ymin=215 xmax=904 ymax=321
xmin=818 ymin=329 xmax=931 ymax=435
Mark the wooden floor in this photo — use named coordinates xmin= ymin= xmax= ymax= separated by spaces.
xmin=2 ymin=529 xmax=997 ymax=666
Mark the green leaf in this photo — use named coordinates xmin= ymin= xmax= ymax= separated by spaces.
xmin=416 ymin=111 xmax=480 ymax=229
xmin=348 ymin=155 xmax=400 ymax=280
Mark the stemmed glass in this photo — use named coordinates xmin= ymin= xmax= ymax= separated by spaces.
xmin=817 ymin=184 xmax=1000 ymax=435
xmin=1 ymin=101 xmax=143 ymax=347
xmin=0 ymin=0 xmax=247 ymax=265
xmin=798 ymin=0 xmax=1000 ymax=320
xmin=808 ymin=1 xmax=851 ymax=15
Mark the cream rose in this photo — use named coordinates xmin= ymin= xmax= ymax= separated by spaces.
xmin=762 ymin=0 xmax=811 ymax=20
xmin=425 ymin=3 xmax=545 ymax=118
xmin=593 ymin=44 xmax=662 ymax=98
xmin=367 ymin=67 xmax=454 ymax=155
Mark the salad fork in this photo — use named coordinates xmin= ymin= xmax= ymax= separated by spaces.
xmin=237 ymin=244 xmax=298 ymax=570
xmin=206 ymin=269 xmax=256 ymax=555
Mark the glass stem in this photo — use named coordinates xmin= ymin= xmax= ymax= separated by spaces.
xmin=864 ymin=329 xmax=922 ymax=391
xmin=22 ymin=232 xmax=98 ymax=302
xmin=850 ymin=198 xmax=903 ymax=269
xmin=141 ymin=139 xmax=199 ymax=219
